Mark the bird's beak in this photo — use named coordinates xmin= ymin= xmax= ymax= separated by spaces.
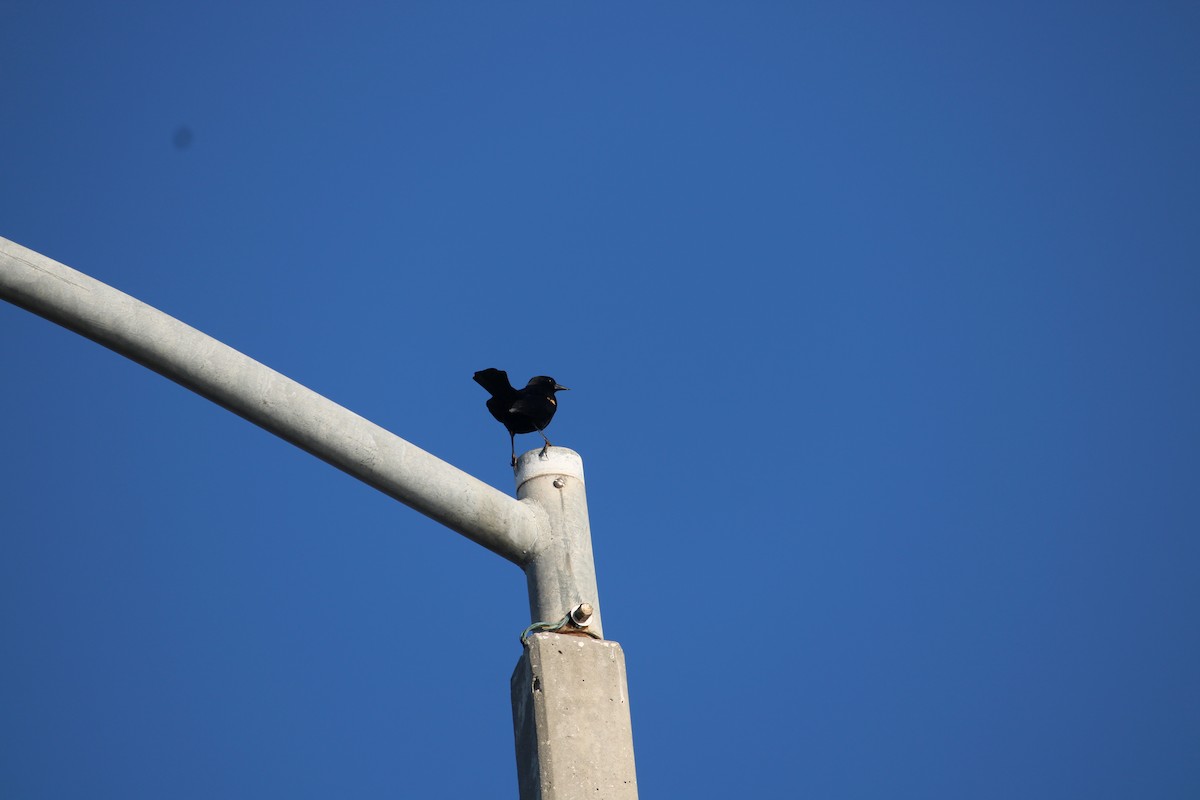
xmin=555 ymin=384 xmax=570 ymax=392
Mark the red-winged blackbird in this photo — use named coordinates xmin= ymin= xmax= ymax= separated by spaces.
xmin=474 ymin=368 xmax=569 ymax=466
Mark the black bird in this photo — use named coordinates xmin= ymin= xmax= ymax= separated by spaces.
xmin=473 ymin=368 xmax=569 ymax=466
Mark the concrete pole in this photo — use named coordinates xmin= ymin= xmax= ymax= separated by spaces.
xmin=512 ymin=634 xmax=638 ymax=800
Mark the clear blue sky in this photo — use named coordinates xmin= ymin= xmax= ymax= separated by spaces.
xmin=3 ymin=2 xmax=1198 ymax=797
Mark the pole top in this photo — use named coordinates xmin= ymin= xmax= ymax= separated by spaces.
xmin=515 ymin=447 xmax=585 ymax=491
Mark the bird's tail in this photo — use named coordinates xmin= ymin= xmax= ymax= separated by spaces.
xmin=473 ymin=368 xmax=513 ymax=396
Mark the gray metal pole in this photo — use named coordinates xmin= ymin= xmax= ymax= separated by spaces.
xmin=514 ymin=448 xmax=603 ymax=638
xmin=1 ymin=236 xmax=636 ymax=796
xmin=0 ymin=236 xmax=536 ymax=564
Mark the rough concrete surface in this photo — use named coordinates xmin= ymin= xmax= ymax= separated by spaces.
xmin=512 ymin=633 xmax=637 ymax=800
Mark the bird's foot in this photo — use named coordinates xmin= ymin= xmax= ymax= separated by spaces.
xmin=539 ymin=443 xmax=550 ymax=459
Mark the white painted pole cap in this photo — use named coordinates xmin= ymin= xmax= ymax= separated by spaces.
xmin=514 ymin=447 xmax=585 ymax=491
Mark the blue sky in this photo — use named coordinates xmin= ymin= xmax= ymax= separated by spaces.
xmin=2 ymin=2 xmax=1199 ymax=797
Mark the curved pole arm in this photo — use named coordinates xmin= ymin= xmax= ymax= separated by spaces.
xmin=0 ymin=236 xmax=537 ymax=565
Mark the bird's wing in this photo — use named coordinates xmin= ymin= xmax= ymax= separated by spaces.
xmin=473 ymin=368 xmax=513 ymax=396
xmin=509 ymin=392 xmax=555 ymax=419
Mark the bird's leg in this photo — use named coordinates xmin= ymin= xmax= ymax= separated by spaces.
xmin=537 ymin=427 xmax=553 ymax=458
xmin=510 ymin=433 xmax=517 ymax=467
